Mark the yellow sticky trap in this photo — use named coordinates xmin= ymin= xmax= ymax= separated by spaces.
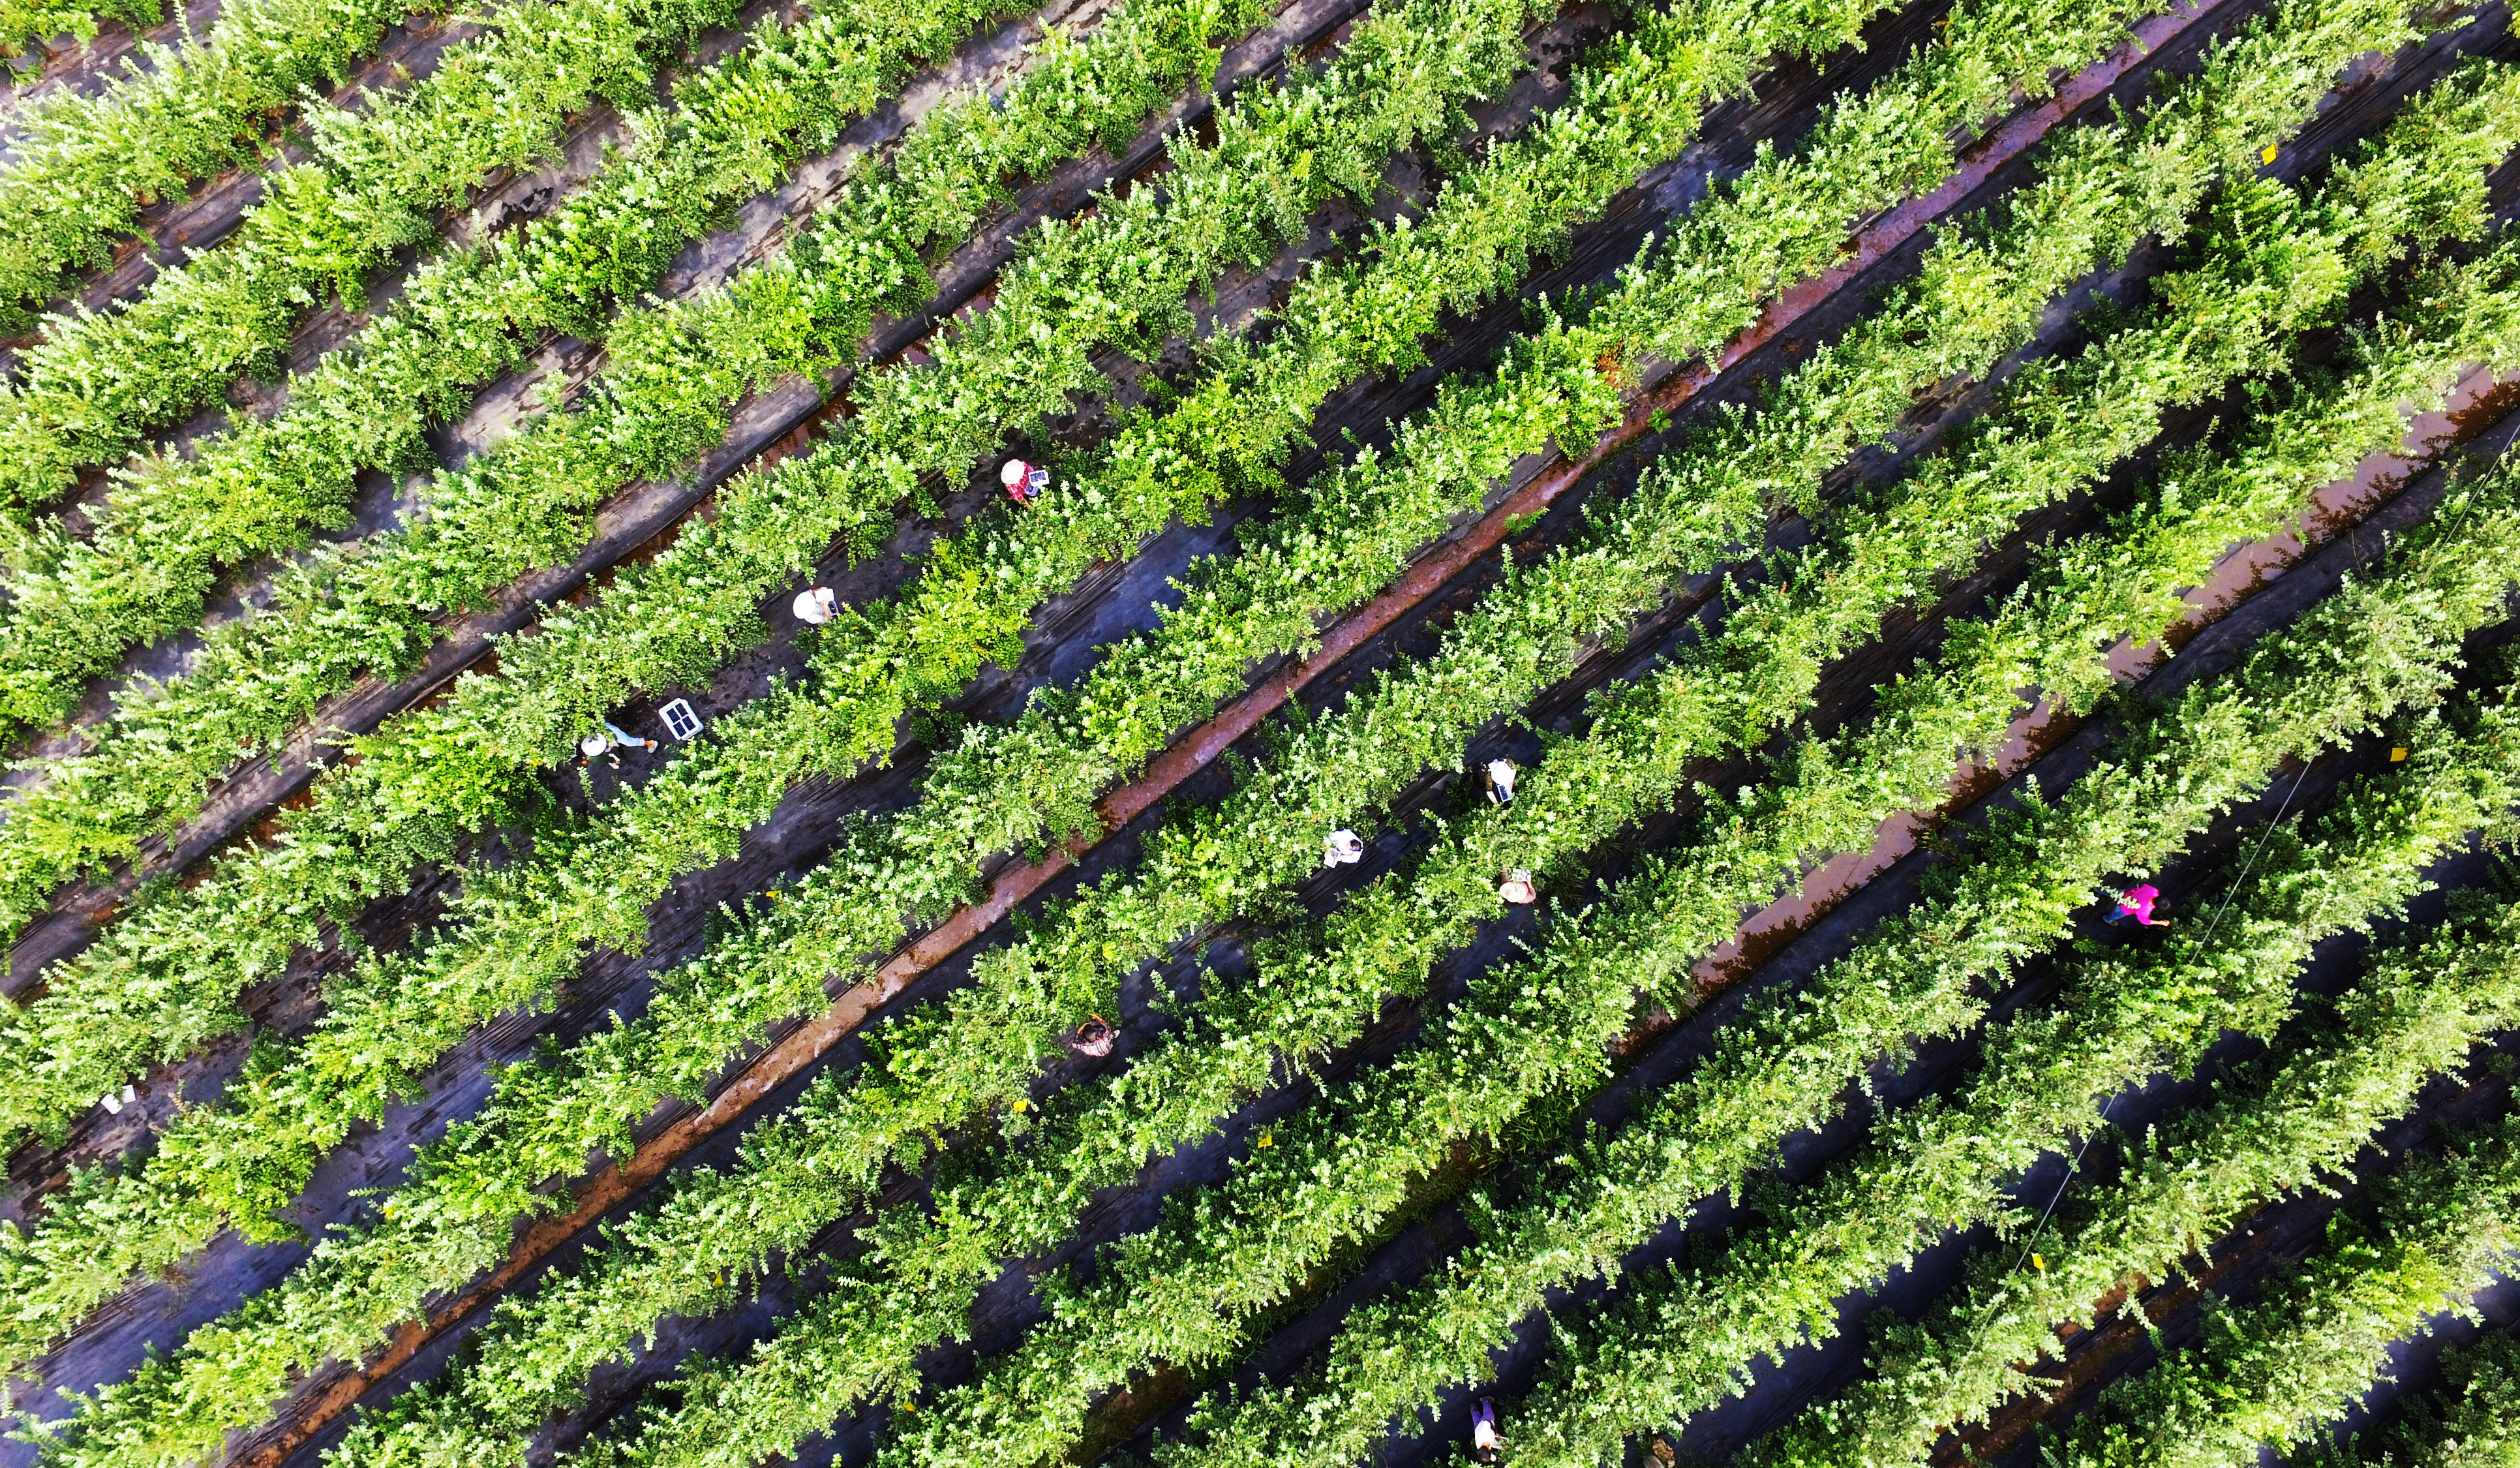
xmin=2392 ymin=747 xmax=2410 ymax=762
xmin=1256 ymin=1132 xmax=1274 ymax=1148
xmin=2261 ymin=144 xmax=2279 ymax=164
xmin=2031 ymin=1253 xmax=2046 ymax=1272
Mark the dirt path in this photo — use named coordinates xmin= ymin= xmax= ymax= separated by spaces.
xmin=10 ymin=1 xmax=2508 ymax=1464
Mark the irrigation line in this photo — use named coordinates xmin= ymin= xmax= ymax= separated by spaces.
xmin=1992 ymin=416 xmax=2516 ymax=1288
xmin=1992 ymin=752 xmax=2317 ymax=1295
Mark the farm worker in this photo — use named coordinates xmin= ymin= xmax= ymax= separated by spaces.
xmin=579 ymin=720 xmax=655 ymax=769
xmin=2106 ymin=882 xmax=2165 ymax=926
xmin=1002 ymin=458 xmax=1050 ymax=504
xmin=792 ymin=585 xmax=838 ymax=624
xmin=1324 ymin=829 xmax=1366 ymax=867
xmin=1484 ymin=758 xmax=1517 ymax=806
xmin=1472 ymin=1399 xmax=1504 ymax=1465
xmin=1498 ymin=868 xmax=1537 ymax=906
xmin=1070 ymin=1014 xmax=1115 ymax=1058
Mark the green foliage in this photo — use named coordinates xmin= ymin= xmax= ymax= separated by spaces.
xmin=219 ymin=29 xmax=2520 ymax=1468
xmin=0 ymin=0 xmax=159 ymax=61
xmin=0 ymin=0 xmax=1278 ymax=938
xmin=0 ymin=0 xmax=735 ymax=503
xmin=0 ymin=0 xmax=1549 ymax=1153
xmin=0 ymin=0 xmax=1594 ymax=1452
xmin=1497 ymin=646 xmax=2520 ymax=1468
xmin=2042 ymin=1120 xmax=2520 ymax=1468
xmin=1157 ymin=454 xmax=2520 ymax=1468
xmin=0 ymin=0 xmax=1904 ymax=1316
xmin=2358 ymin=1333 xmax=2520 ymax=1468
xmin=7 ymin=8 xmax=2500 ymax=1468
xmin=0 ymin=0 xmax=2194 ymax=1448
xmin=0 ymin=0 xmax=1058 ymax=726
xmin=873 ymin=81 xmax=2520 ymax=1468
xmin=1748 ymin=895 xmax=2520 ymax=1468
xmin=0 ymin=0 xmax=457 ymax=322
xmin=6 ymin=11 xmax=2483 ymax=1468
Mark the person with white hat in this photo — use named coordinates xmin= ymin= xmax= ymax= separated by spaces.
xmin=1483 ymin=758 xmax=1517 ymax=806
xmin=1498 ymin=868 xmax=1538 ymax=905
xmin=1002 ymin=457 xmax=1050 ymax=504
xmin=1324 ymin=829 xmax=1366 ymax=867
xmin=579 ymin=720 xmax=655 ymax=769
xmin=792 ymin=585 xmax=838 ymax=624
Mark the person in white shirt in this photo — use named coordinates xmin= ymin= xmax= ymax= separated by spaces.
xmin=792 ymin=585 xmax=838 ymax=624
xmin=1472 ymin=1399 xmax=1503 ymax=1465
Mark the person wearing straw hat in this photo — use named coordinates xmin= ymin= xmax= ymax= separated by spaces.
xmin=1070 ymin=1014 xmax=1115 ymax=1058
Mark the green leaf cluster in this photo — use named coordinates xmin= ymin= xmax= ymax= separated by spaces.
xmin=2357 ymin=1332 xmax=2520 ymax=1468
xmin=1496 ymin=625 xmax=2520 ymax=1468
xmin=0 ymin=0 xmax=468 ymax=318
xmin=1157 ymin=453 xmax=2520 ymax=1468
xmin=872 ymin=70 xmax=2520 ymax=1468
xmin=0 ymin=0 xmax=746 ymax=511
xmin=0 ymin=0 xmax=1070 ymax=727
xmin=0 ymin=0 xmax=1285 ymax=936
xmin=2 ymin=7 xmax=2468 ymax=1462
xmin=1748 ymin=892 xmax=2520 ymax=1468
xmin=0 ymin=0 xmax=1553 ymax=1150
xmin=232 ymin=29 xmax=2520 ymax=1468
xmin=2044 ymin=1118 xmax=2520 ymax=1468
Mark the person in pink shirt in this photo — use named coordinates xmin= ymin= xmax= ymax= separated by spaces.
xmin=2106 ymin=883 xmax=2166 ymax=926
xmin=1001 ymin=458 xmax=1050 ymax=504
